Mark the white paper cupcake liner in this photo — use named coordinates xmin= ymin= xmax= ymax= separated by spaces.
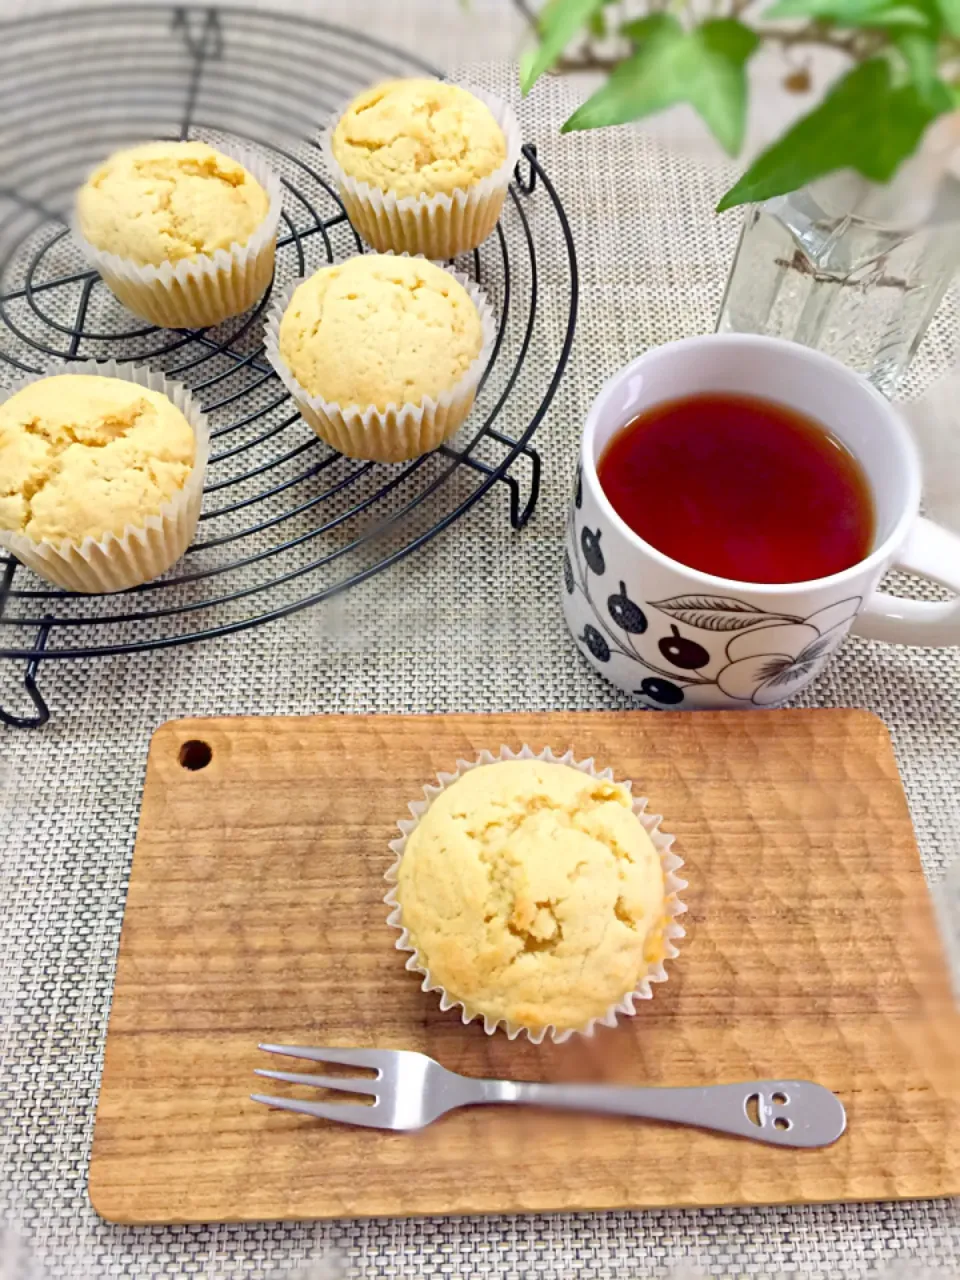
xmin=0 ymin=359 xmax=210 ymax=594
xmin=264 ymin=257 xmax=497 ymax=462
xmin=384 ymin=745 xmax=687 ymax=1045
xmin=322 ymin=84 xmax=523 ymax=259
xmin=72 ymin=144 xmax=283 ymax=329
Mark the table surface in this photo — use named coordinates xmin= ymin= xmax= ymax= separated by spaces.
xmin=1 ymin=3 xmax=959 ymax=1279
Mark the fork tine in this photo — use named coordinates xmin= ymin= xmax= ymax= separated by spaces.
xmin=253 ymin=1068 xmax=378 ymax=1097
xmin=258 ymin=1044 xmax=384 ymax=1071
xmin=251 ymin=1093 xmax=387 ymax=1129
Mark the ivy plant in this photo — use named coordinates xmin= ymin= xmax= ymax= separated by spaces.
xmin=517 ymin=0 xmax=960 ymax=210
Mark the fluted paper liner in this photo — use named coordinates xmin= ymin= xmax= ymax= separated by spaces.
xmin=384 ymin=745 xmax=687 ymax=1045
xmin=322 ymin=84 xmax=523 ymax=259
xmin=73 ymin=145 xmax=283 ymax=329
xmin=264 ymin=259 xmax=496 ymax=462
xmin=0 ymin=359 xmax=210 ymax=593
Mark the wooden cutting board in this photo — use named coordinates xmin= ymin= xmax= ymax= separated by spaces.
xmin=89 ymin=710 xmax=959 ymax=1224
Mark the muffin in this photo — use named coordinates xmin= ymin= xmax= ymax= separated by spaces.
xmin=325 ymin=79 xmax=522 ymax=258
xmin=74 ymin=141 xmax=282 ymax=328
xmin=0 ymin=363 xmax=209 ymax=593
xmin=264 ymin=253 xmax=494 ymax=462
xmin=386 ymin=750 xmax=685 ymax=1042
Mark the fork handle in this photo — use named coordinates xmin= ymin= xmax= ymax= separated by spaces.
xmin=472 ymin=1079 xmax=845 ymax=1148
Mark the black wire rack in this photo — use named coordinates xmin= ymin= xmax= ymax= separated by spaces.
xmin=0 ymin=4 xmax=578 ymax=728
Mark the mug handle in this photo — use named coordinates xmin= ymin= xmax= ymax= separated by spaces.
xmin=853 ymin=517 xmax=960 ymax=647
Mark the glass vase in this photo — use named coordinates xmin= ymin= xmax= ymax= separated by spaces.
xmin=716 ymin=169 xmax=960 ymax=397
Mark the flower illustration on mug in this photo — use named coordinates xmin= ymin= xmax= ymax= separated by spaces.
xmin=714 ymin=598 xmax=862 ymax=706
xmin=564 ymin=488 xmax=863 ymax=706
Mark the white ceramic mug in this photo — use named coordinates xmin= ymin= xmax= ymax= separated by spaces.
xmin=562 ymin=335 xmax=960 ymax=709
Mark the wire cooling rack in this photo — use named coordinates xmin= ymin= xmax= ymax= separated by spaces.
xmin=0 ymin=4 xmax=578 ymax=727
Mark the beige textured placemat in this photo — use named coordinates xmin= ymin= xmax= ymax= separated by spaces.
xmin=1 ymin=19 xmax=959 ymax=1280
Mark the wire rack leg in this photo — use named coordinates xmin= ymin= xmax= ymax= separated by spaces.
xmin=0 ymin=562 xmax=51 ymax=728
xmin=515 ymin=143 xmax=539 ymax=195
xmin=440 ymin=442 xmax=542 ymax=530
xmin=0 ymin=652 xmax=51 ymax=729
xmin=502 ymin=443 xmax=542 ymax=529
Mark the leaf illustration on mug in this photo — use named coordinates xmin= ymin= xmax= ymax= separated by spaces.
xmin=650 ymin=595 xmax=802 ymax=632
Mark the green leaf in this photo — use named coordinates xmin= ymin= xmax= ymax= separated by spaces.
xmin=894 ymin=30 xmax=953 ymax=107
xmin=935 ymin=0 xmax=960 ymax=31
xmin=561 ymin=18 xmax=760 ymax=156
xmin=588 ymin=8 xmax=607 ymax=37
xmin=621 ymin=13 xmax=682 ymax=41
xmin=764 ymin=0 xmax=931 ymax=26
xmin=535 ymin=0 xmax=569 ymax=28
xmin=521 ymin=0 xmax=605 ymax=94
xmin=716 ymin=58 xmax=945 ymax=211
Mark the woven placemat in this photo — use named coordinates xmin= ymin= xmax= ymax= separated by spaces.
xmin=1 ymin=46 xmax=958 ymax=1280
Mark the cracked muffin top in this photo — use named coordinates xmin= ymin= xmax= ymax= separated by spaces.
xmin=278 ymin=254 xmax=483 ymax=411
xmin=76 ymin=140 xmax=270 ymax=266
xmin=331 ymin=79 xmax=506 ymax=200
xmin=0 ymin=375 xmax=195 ymax=544
xmin=395 ymin=759 xmax=666 ymax=1032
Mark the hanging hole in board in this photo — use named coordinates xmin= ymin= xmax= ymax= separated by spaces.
xmin=774 ymin=1116 xmax=791 ymax=1131
xmin=179 ymin=739 xmax=213 ymax=771
xmin=744 ymin=1093 xmax=762 ymax=1127
xmin=772 ymin=1091 xmax=788 ymax=1105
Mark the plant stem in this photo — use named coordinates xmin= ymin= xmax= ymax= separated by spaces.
xmin=550 ymin=19 xmax=861 ymax=74
xmin=763 ymin=23 xmax=857 ymax=53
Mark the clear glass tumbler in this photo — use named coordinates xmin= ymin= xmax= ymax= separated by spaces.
xmin=716 ymin=170 xmax=960 ymax=397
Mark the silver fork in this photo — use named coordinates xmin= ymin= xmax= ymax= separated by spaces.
xmin=252 ymin=1045 xmax=846 ymax=1147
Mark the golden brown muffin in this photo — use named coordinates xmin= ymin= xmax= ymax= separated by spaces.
xmin=76 ymin=141 xmax=270 ymax=266
xmin=0 ymin=374 xmax=195 ymax=544
xmin=327 ymin=79 xmax=516 ymax=257
xmin=395 ymin=760 xmax=666 ymax=1032
xmin=277 ymin=253 xmax=483 ymax=412
xmin=331 ymin=79 xmax=506 ymax=201
xmin=74 ymin=141 xmax=278 ymax=328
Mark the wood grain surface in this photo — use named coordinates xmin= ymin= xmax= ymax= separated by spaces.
xmin=89 ymin=710 xmax=959 ymax=1224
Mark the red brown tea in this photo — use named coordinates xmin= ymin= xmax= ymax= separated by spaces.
xmin=597 ymin=392 xmax=875 ymax=584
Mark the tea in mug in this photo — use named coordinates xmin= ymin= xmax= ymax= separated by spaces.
xmin=596 ymin=392 xmax=875 ymax=585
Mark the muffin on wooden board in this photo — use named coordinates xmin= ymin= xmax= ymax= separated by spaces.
xmin=386 ymin=749 xmax=686 ymax=1043
xmin=264 ymin=253 xmax=494 ymax=462
xmin=0 ymin=363 xmax=209 ymax=592
xmin=325 ymin=79 xmax=521 ymax=258
xmin=74 ymin=140 xmax=282 ymax=328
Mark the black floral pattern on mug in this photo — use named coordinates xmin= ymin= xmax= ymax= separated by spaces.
xmin=580 ymin=526 xmax=605 ymax=575
xmin=713 ymin=598 xmax=862 ymax=705
xmin=563 ymin=493 xmax=864 ymax=706
xmin=580 ymin=624 xmax=611 ymax=662
xmin=658 ymin=624 xmax=710 ymax=670
xmin=607 ymin=581 xmax=647 ymax=634
xmin=637 ymin=676 xmax=685 ymax=705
